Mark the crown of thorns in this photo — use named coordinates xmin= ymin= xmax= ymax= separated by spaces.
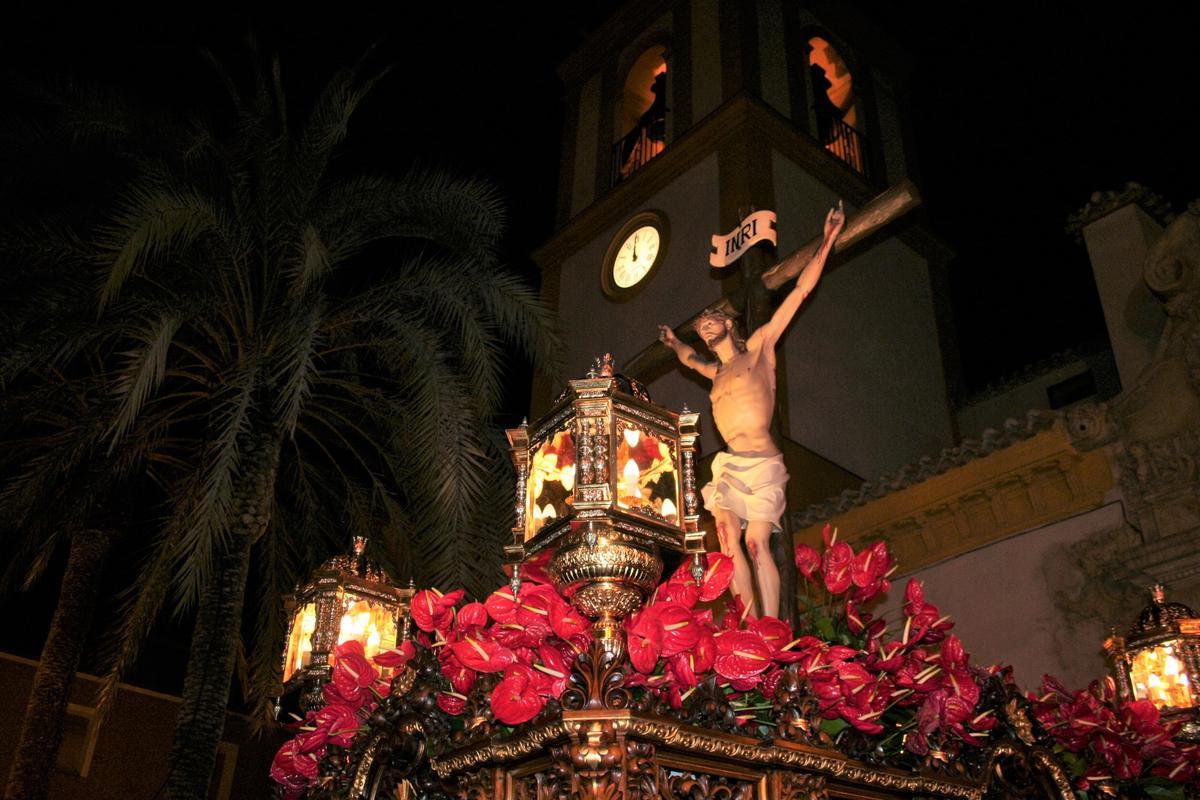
xmin=692 ymin=307 xmax=737 ymax=330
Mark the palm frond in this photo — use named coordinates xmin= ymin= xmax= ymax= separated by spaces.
xmin=106 ymin=314 xmax=181 ymax=447
xmin=96 ymin=183 xmax=225 ymax=311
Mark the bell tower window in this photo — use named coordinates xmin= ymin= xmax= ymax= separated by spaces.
xmin=611 ymin=46 xmax=668 ymax=186
xmin=808 ymin=36 xmax=868 ymax=177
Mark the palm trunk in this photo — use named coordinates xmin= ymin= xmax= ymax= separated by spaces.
xmin=165 ymin=440 xmax=280 ymax=800
xmin=4 ymin=530 xmax=114 ymax=800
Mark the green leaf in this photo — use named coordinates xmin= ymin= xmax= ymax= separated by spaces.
xmin=1142 ymin=779 xmax=1186 ymax=800
xmin=820 ymin=718 xmax=850 ymax=737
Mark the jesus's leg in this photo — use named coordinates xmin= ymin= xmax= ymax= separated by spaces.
xmin=745 ymin=521 xmax=779 ymax=619
xmin=714 ymin=508 xmax=756 ymax=618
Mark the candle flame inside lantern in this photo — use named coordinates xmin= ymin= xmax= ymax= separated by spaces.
xmin=622 ymin=459 xmax=641 ymax=503
xmin=661 ymin=497 xmax=677 ymax=520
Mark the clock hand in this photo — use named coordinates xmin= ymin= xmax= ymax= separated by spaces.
xmin=632 ymin=234 xmax=639 ymax=262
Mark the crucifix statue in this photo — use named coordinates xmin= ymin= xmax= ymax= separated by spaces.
xmin=657 ymin=201 xmax=846 ymax=619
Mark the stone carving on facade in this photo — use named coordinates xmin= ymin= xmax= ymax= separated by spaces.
xmin=1056 ymin=198 xmax=1200 ymax=620
xmin=1065 ymin=181 xmax=1175 ymax=241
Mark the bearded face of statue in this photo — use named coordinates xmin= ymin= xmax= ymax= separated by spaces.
xmin=694 ymin=315 xmax=732 ymax=350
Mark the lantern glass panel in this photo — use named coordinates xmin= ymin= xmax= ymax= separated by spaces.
xmin=615 ymin=422 xmax=679 ymax=523
xmin=336 ymin=596 xmax=398 ymax=666
xmin=527 ymin=426 xmax=576 ymax=540
xmin=283 ymin=602 xmax=318 ymax=682
xmin=1130 ymin=641 xmax=1194 ymax=708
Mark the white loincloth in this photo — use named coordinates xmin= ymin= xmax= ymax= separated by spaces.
xmin=701 ymin=452 xmax=789 ymax=531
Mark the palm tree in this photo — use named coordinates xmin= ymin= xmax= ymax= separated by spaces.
xmin=2 ymin=50 xmax=557 ymax=800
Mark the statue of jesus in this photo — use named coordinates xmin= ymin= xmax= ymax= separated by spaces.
xmin=658 ymin=201 xmax=845 ymax=619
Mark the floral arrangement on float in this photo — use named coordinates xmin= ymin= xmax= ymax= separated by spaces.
xmin=271 ymin=528 xmax=1200 ymax=800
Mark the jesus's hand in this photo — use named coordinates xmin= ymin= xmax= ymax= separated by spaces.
xmin=824 ymin=200 xmax=846 ymax=240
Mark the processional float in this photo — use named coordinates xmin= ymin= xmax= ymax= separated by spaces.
xmin=280 ymin=356 xmax=1076 ymax=800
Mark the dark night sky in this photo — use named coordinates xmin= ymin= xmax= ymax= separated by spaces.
xmin=1 ymin=4 xmax=1196 ymax=685
xmin=4 ymin=4 xmax=1196 ymax=394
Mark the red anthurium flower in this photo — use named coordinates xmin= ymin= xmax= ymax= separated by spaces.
xmin=323 ymin=678 xmax=373 ymax=708
xmin=491 ymin=663 xmax=546 ymax=725
xmin=845 ymin=600 xmax=865 ymax=635
xmin=437 ymin=691 xmax=468 ymax=715
xmin=455 ymin=602 xmax=489 ymax=632
xmin=485 ymin=587 xmax=521 ymax=624
xmin=438 ymin=647 xmax=477 ymax=695
xmin=626 ymin=608 xmax=661 ymax=674
xmin=794 ymin=544 xmax=821 ymax=581
xmin=373 ymin=640 xmax=417 ymax=669
xmin=692 ymin=553 xmax=735 ymax=602
xmin=533 ymin=645 xmax=570 ymax=698
xmin=866 ymin=640 xmax=905 ymax=673
xmin=853 ymin=577 xmax=890 ymax=605
xmin=492 ymin=621 xmax=552 ymax=649
xmin=714 ymin=631 xmax=773 ymax=680
xmin=730 ymin=674 xmax=762 ymax=692
xmin=451 ymin=635 xmax=516 ymax=673
xmin=721 ymin=595 xmax=748 ymax=630
xmin=761 ymin=666 xmax=784 ymax=701
xmin=747 ymin=616 xmax=792 ymax=655
xmin=822 ymin=523 xmax=837 ymax=548
xmin=903 ymin=579 xmax=926 ymax=616
xmin=550 ymin=606 xmax=592 ymax=641
xmin=835 ymin=661 xmax=873 ymax=697
xmin=512 ymin=550 xmax=554 ymax=585
xmin=515 ymin=584 xmax=565 ymax=627
xmin=271 ymin=740 xmax=322 ymax=790
xmin=313 ymin=702 xmax=362 ymax=748
xmin=854 ymin=542 xmax=892 ymax=585
xmin=822 ymin=542 xmax=854 ymax=595
xmin=654 ymin=603 xmax=702 ymax=657
xmin=292 ymin=726 xmax=330 ymax=755
xmin=333 ymin=643 xmax=377 ymax=696
xmin=668 ymin=652 xmax=699 ymax=688
xmin=657 ymin=579 xmax=700 ymax=608
xmin=411 ymin=588 xmax=462 ymax=632
xmin=513 ymin=646 xmax=537 ymax=665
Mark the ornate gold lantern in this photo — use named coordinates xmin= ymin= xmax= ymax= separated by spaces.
xmin=280 ymin=537 xmax=414 ymax=710
xmin=1105 ymin=585 xmax=1200 ymax=732
xmin=505 ymin=354 xmax=703 ymax=649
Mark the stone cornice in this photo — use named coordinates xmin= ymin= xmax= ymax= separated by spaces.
xmin=1066 ymin=181 xmax=1175 ymax=240
xmin=791 ymin=419 xmax=1114 ymax=575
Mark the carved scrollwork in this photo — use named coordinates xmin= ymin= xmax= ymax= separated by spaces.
xmin=454 ymin=768 xmax=498 ymax=800
xmin=777 ymin=771 xmax=827 ymax=800
xmin=560 ymin=637 xmax=632 ymax=711
xmin=657 ymin=768 xmax=754 ymax=800
xmin=625 ymin=741 xmax=657 ymax=800
xmin=514 ymin=766 xmax=570 ymax=800
xmin=550 ymin=720 xmax=624 ymax=800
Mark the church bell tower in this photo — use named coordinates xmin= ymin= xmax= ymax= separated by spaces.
xmin=534 ymin=0 xmax=958 ymax=505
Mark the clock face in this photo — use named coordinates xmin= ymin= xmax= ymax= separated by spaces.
xmin=611 ymin=225 xmax=661 ymax=289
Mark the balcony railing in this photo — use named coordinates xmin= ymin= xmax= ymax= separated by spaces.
xmin=821 ymin=117 xmax=869 ymax=179
xmin=611 ymin=124 xmax=665 ymax=187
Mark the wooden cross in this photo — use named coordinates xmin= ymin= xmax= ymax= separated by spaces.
xmin=623 ymin=179 xmax=923 ymax=379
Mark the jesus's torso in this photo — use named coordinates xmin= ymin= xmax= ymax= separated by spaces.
xmin=709 ymin=340 xmax=778 ymax=456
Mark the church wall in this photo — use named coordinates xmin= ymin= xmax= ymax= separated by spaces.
xmin=571 ymin=74 xmax=602 ymax=218
xmin=690 ymin=0 xmax=723 ymax=122
xmin=883 ymin=500 xmax=1126 ymax=693
xmin=1080 ymin=203 xmax=1167 ymax=391
xmin=756 ymin=0 xmax=791 ymax=118
xmin=556 ymin=153 xmax=722 ymax=439
xmin=771 ymin=150 xmax=954 ymax=480
xmin=955 ymin=358 xmax=1092 ymax=440
xmin=871 ymin=67 xmax=907 ymax=184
